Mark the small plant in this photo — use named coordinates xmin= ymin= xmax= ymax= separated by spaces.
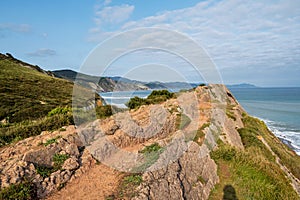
xmin=123 ymin=175 xmax=143 ymax=186
xmin=197 ymin=175 xmax=207 ymax=184
xmin=139 ymin=143 xmax=161 ymax=154
xmin=48 ymin=107 xmax=72 ymax=117
xmin=0 ymin=180 xmax=37 ymax=200
xmin=36 ymin=165 xmax=53 ymax=178
xmin=53 ymin=153 xmax=69 ymax=170
xmin=43 ymin=135 xmax=61 ymax=146
xmin=117 ymin=174 xmax=143 ymax=198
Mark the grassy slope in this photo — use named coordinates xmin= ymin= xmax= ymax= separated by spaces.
xmin=209 ymin=115 xmax=300 ymax=200
xmin=0 ymin=59 xmax=102 ymax=146
xmin=0 ymin=59 xmax=74 ymax=123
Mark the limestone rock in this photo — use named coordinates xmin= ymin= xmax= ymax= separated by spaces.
xmin=62 ymin=157 xmax=79 ymax=171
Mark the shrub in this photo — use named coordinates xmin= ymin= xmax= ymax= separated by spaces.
xmin=53 ymin=153 xmax=69 ymax=170
xmin=139 ymin=143 xmax=161 ymax=154
xmin=48 ymin=107 xmax=72 ymax=117
xmin=0 ymin=180 xmax=37 ymax=200
xmin=126 ymin=90 xmax=175 ymax=109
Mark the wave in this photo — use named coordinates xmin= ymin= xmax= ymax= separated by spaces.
xmin=258 ymin=117 xmax=300 ymax=155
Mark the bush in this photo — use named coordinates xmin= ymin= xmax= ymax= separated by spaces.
xmin=0 ymin=112 xmax=73 ymax=147
xmin=0 ymin=180 xmax=37 ymax=200
xmin=126 ymin=90 xmax=175 ymax=109
xmin=53 ymin=153 xmax=69 ymax=170
xmin=48 ymin=107 xmax=72 ymax=117
xmin=95 ymin=105 xmax=125 ymax=119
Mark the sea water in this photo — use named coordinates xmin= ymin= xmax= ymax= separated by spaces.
xmin=100 ymin=87 xmax=300 ymax=155
xmin=230 ymin=87 xmax=300 ymax=155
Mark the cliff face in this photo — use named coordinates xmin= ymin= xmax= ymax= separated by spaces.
xmin=1 ymin=84 xmax=300 ymax=199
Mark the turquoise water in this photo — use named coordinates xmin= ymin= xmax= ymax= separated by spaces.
xmin=100 ymin=87 xmax=300 ymax=155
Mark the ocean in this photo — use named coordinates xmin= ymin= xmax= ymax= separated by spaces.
xmin=100 ymin=87 xmax=300 ymax=155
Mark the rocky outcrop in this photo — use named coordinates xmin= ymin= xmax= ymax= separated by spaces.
xmin=0 ymin=126 xmax=95 ymax=198
xmin=0 ymin=84 xmax=267 ymax=199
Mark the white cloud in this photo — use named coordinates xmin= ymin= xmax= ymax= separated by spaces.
xmin=104 ymin=0 xmax=112 ymax=6
xmin=26 ymin=49 xmax=57 ymax=57
xmin=88 ymin=4 xmax=134 ymax=41
xmin=87 ymin=0 xmax=300 ymax=85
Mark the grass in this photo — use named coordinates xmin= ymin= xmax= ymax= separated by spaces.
xmin=0 ymin=111 xmax=73 ymax=147
xmin=193 ymin=123 xmax=210 ymax=145
xmin=53 ymin=153 xmax=69 ymax=170
xmin=117 ymin=174 xmax=143 ymax=198
xmin=0 ymin=59 xmax=102 ymax=147
xmin=43 ymin=135 xmax=62 ymax=146
xmin=0 ymin=59 xmax=74 ymax=123
xmin=0 ymin=179 xmax=37 ymax=200
xmin=35 ymin=153 xmax=69 ymax=178
xmin=209 ymin=114 xmax=300 ymax=200
xmin=241 ymin=115 xmax=300 ymax=180
xmin=133 ymin=143 xmax=163 ymax=172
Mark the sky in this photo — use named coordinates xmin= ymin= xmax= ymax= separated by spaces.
xmin=0 ymin=0 xmax=300 ymax=86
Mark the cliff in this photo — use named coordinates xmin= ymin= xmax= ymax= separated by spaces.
xmin=1 ymin=84 xmax=300 ymax=199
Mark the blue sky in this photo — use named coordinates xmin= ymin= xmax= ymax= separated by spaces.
xmin=0 ymin=0 xmax=300 ymax=86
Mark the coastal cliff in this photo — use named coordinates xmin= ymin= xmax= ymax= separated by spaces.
xmin=1 ymin=82 xmax=300 ymax=199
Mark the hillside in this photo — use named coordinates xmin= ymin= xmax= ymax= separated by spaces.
xmin=0 ymin=56 xmax=103 ymax=147
xmin=52 ymin=70 xmax=149 ymax=92
xmin=0 ymin=83 xmax=299 ymax=199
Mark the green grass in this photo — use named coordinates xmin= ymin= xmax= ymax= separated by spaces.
xmin=53 ymin=153 xmax=69 ymax=170
xmin=43 ymin=135 xmax=62 ymax=147
xmin=36 ymin=166 xmax=53 ymax=178
xmin=241 ymin=115 xmax=300 ymax=180
xmin=117 ymin=174 xmax=143 ymax=198
xmin=0 ymin=60 xmax=74 ymax=123
xmin=0 ymin=180 xmax=37 ymax=200
xmin=134 ymin=143 xmax=163 ymax=172
xmin=0 ymin=59 xmax=102 ymax=147
xmin=0 ymin=112 xmax=73 ymax=147
xmin=139 ymin=143 xmax=162 ymax=154
xmin=209 ymin=114 xmax=300 ymax=200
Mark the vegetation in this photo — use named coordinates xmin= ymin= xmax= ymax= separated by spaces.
xmin=0 ymin=59 xmax=103 ymax=146
xmin=193 ymin=123 xmax=210 ymax=145
xmin=53 ymin=153 xmax=69 ymax=170
xmin=176 ymin=113 xmax=192 ymax=130
xmin=126 ymin=90 xmax=175 ymax=109
xmin=139 ymin=143 xmax=162 ymax=154
xmin=241 ymin=115 xmax=300 ymax=180
xmin=95 ymin=105 xmax=125 ymax=119
xmin=0 ymin=109 xmax=73 ymax=147
xmin=0 ymin=60 xmax=74 ymax=123
xmin=209 ymin=115 xmax=300 ymax=200
xmin=43 ymin=135 xmax=62 ymax=146
xmin=0 ymin=180 xmax=37 ymax=200
xmin=134 ymin=143 xmax=163 ymax=172
xmin=117 ymin=174 xmax=143 ymax=198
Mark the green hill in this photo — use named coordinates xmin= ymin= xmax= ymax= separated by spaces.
xmin=0 ymin=55 xmax=102 ymax=146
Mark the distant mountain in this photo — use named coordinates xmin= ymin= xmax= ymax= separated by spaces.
xmin=52 ymin=70 xmax=149 ymax=92
xmin=227 ymin=83 xmax=258 ymax=88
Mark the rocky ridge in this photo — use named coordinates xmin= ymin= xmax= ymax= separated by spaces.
xmin=1 ymin=84 xmax=299 ymax=199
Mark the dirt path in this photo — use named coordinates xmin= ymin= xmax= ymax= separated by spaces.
xmin=258 ymin=135 xmax=300 ymax=195
xmin=47 ymin=163 xmax=123 ymax=200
